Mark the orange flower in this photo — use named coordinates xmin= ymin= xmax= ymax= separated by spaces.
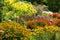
xmin=57 ymin=14 xmax=60 ymax=19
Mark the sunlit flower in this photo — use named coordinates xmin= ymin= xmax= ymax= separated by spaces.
xmin=0 ymin=30 xmax=4 ymax=34
xmin=11 ymin=2 xmax=37 ymax=15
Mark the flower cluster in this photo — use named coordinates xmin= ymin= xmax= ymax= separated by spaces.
xmin=25 ymin=18 xmax=56 ymax=29
xmin=1 ymin=0 xmax=60 ymax=40
xmin=11 ymin=1 xmax=37 ymax=15
xmin=2 ymin=1 xmax=37 ymax=21
xmin=0 ymin=21 xmax=32 ymax=40
xmin=4 ymin=0 xmax=16 ymax=5
xmin=0 ymin=21 xmax=59 ymax=40
xmin=45 ymin=25 xmax=58 ymax=33
xmin=25 ymin=19 xmax=46 ymax=29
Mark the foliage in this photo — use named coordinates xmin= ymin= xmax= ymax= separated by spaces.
xmin=0 ymin=0 xmax=4 ymax=22
xmin=0 ymin=21 xmax=59 ymax=40
xmin=56 ymin=32 xmax=60 ymax=40
xmin=0 ymin=21 xmax=32 ymax=40
xmin=30 ymin=32 xmax=53 ymax=40
xmin=47 ymin=0 xmax=60 ymax=12
xmin=1 ymin=0 xmax=37 ymax=21
xmin=0 ymin=21 xmax=23 ymax=40
xmin=29 ymin=25 xmax=58 ymax=40
xmin=0 ymin=0 xmax=60 ymax=40
xmin=26 ymin=0 xmax=47 ymax=4
xmin=26 ymin=0 xmax=60 ymax=12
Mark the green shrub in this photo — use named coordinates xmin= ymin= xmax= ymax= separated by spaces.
xmin=1 ymin=0 xmax=37 ymax=21
xmin=30 ymin=32 xmax=54 ymax=40
xmin=56 ymin=32 xmax=60 ymax=40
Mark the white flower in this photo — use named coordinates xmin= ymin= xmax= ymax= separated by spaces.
xmin=0 ymin=30 xmax=4 ymax=34
xmin=42 ymin=11 xmax=53 ymax=15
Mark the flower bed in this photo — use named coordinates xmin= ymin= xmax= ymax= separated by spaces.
xmin=0 ymin=21 xmax=59 ymax=40
xmin=0 ymin=0 xmax=60 ymax=40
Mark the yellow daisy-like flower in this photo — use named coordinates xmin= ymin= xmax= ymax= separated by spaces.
xmin=4 ymin=0 xmax=16 ymax=5
xmin=11 ymin=2 xmax=37 ymax=15
xmin=45 ymin=25 xmax=58 ymax=33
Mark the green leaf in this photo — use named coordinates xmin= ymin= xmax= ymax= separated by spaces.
xmin=30 ymin=36 xmax=36 ymax=40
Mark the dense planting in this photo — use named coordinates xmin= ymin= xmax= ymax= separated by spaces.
xmin=0 ymin=0 xmax=60 ymax=40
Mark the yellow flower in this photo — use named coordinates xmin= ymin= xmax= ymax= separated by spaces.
xmin=11 ymin=2 xmax=37 ymax=15
xmin=4 ymin=0 xmax=15 ymax=5
xmin=13 ymin=38 xmax=17 ymax=40
xmin=45 ymin=25 xmax=58 ymax=33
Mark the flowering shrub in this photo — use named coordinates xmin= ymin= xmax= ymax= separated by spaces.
xmin=0 ymin=21 xmax=23 ymax=40
xmin=11 ymin=1 xmax=37 ymax=15
xmin=25 ymin=20 xmax=46 ymax=29
xmin=51 ymin=18 xmax=60 ymax=27
xmin=0 ymin=21 xmax=59 ymax=40
xmin=2 ymin=0 xmax=37 ymax=21
xmin=29 ymin=25 xmax=58 ymax=40
xmin=25 ymin=18 xmax=56 ymax=29
xmin=4 ymin=0 xmax=17 ymax=5
xmin=4 ymin=0 xmax=37 ymax=15
xmin=0 ymin=21 xmax=33 ymax=40
xmin=30 ymin=25 xmax=58 ymax=40
xmin=0 ymin=0 xmax=60 ymax=40
xmin=45 ymin=25 xmax=58 ymax=33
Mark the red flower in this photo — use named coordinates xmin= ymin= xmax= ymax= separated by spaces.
xmin=53 ymin=13 xmax=58 ymax=16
